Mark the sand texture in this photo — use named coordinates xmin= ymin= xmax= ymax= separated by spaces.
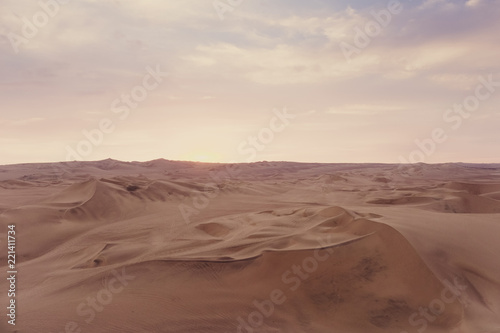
xmin=0 ymin=160 xmax=499 ymax=332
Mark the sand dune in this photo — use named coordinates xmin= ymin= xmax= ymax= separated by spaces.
xmin=0 ymin=160 xmax=499 ymax=332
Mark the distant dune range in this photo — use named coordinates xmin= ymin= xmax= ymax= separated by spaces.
xmin=0 ymin=160 xmax=499 ymax=332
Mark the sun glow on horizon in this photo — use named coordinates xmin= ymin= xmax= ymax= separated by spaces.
xmin=181 ymin=150 xmax=224 ymax=163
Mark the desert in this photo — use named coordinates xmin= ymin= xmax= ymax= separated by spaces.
xmin=2 ymin=2 xmax=500 ymax=331
xmin=1 ymin=160 xmax=499 ymax=332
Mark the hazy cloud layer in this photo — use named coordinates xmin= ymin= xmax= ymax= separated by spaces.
xmin=1 ymin=0 xmax=499 ymax=164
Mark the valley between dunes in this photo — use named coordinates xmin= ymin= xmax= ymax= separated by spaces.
xmin=0 ymin=160 xmax=499 ymax=333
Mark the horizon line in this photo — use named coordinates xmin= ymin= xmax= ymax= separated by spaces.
xmin=1 ymin=158 xmax=500 ymax=168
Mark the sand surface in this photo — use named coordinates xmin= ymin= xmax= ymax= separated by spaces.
xmin=0 ymin=160 xmax=499 ymax=333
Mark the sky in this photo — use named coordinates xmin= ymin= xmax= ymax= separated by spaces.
xmin=0 ymin=0 xmax=499 ymax=165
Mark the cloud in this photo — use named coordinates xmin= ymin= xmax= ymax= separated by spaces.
xmin=182 ymin=42 xmax=381 ymax=85
xmin=466 ymin=0 xmax=482 ymax=7
xmin=418 ymin=0 xmax=457 ymax=10
xmin=326 ymin=104 xmax=406 ymax=115
xmin=1 ymin=0 xmax=499 ymax=164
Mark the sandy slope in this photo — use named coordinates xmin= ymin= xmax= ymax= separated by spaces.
xmin=0 ymin=160 xmax=499 ymax=333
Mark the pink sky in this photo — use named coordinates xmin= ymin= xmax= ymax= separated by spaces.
xmin=1 ymin=0 xmax=499 ymax=165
